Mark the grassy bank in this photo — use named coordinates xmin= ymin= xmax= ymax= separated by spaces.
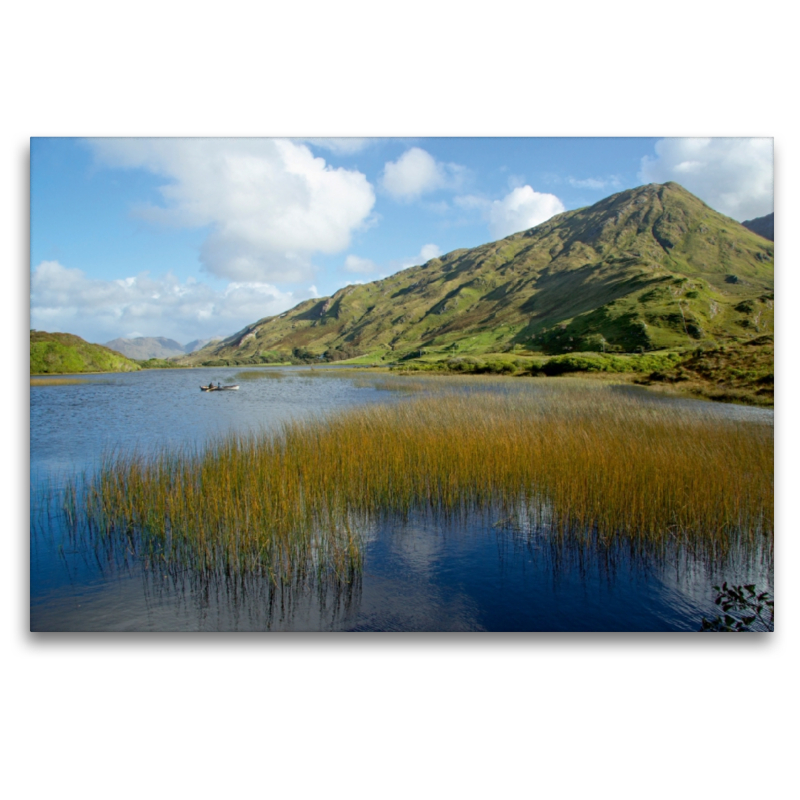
xmin=135 ymin=358 xmax=189 ymax=369
xmin=30 ymin=376 xmax=93 ymax=386
xmin=636 ymin=337 xmax=773 ymax=406
xmin=391 ymin=351 xmax=683 ymax=376
xmin=64 ymin=381 xmax=773 ymax=583
xmin=388 ymin=340 xmax=774 ymax=406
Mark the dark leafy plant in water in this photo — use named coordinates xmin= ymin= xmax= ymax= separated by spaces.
xmin=700 ymin=583 xmax=774 ymax=631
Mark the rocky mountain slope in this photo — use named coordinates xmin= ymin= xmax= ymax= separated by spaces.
xmin=741 ymin=212 xmax=774 ymax=241
xmin=182 ymin=183 xmax=774 ymax=366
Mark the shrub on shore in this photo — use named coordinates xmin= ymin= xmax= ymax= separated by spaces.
xmin=638 ymin=337 xmax=773 ymax=406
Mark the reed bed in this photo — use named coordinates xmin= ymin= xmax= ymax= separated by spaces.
xmin=64 ymin=381 xmax=773 ymax=583
xmin=31 ymin=376 xmax=91 ymax=386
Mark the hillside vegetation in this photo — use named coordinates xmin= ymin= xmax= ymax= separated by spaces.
xmin=388 ymin=338 xmax=773 ymax=407
xmin=638 ymin=336 xmax=774 ymax=406
xmin=30 ymin=331 xmax=141 ymax=375
xmin=181 ymin=182 xmax=773 ymax=367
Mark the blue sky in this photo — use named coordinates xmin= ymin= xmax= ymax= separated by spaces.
xmin=30 ymin=137 xmax=773 ymax=345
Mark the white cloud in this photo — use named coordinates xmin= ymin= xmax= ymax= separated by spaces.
xmin=362 ymin=243 xmax=444 ymax=279
xmin=87 ymin=138 xmax=376 ymax=283
xmin=639 ymin=137 xmax=773 ymax=221
xmin=397 ymin=243 xmax=442 ymax=270
xmin=418 ymin=243 xmax=442 ymax=262
xmin=343 ymin=254 xmax=377 ymax=274
xmin=380 ymin=147 xmax=465 ymax=201
xmin=333 ymin=245 xmax=443 ymax=290
xmin=30 ymin=261 xmax=311 ymax=344
xmin=464 ymin=186 xmax=564 ymax=239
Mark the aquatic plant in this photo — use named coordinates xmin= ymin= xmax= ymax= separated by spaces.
xmin=63 ymin=380 xmax=773 ymax=584
xmin=30 ymin=377 xmax=92 ymax=386
xmin=700 ymin=583 xmax=774 ymax=631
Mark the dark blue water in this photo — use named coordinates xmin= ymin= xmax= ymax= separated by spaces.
xmin=30 ymin=368 xmax=773 ymax=631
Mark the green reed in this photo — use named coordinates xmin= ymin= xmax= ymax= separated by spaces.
xmin=64 ymin=380 xmax=773 ymax=582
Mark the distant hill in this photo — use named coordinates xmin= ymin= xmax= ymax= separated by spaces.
xmin=183 ymin=337 xmax=222 ymax=354
xmin=181 ymin=182 xmax=774 ymax=366
xmin=104 ymin=336 xmax=185 ymax=360
xmin=31 ymin=331 xmax=142 ymax=374
xmin=741 ymin=212 xmax=774 ymax=241
xmin=105 ymin=336 xmax=222 ymax=359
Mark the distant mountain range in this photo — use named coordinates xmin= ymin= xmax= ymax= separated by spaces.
xmin=181 ymin=182 xmax=774 ymax=366
xmin=741 ymin=212 xmax=774 ymax=241
xmin=104 ymin=336 xmax=221 ymax=360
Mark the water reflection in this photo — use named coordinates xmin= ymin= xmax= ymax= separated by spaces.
xmin=31 ymin=368 xmax=773 ymax=631
xmin=31 ymin=499 xmax=772 ymax=632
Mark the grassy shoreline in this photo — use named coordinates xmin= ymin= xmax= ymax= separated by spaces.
xmin=382 ymin=340 xmax=774 ymax=407
xmin=32 ymin=336 xmax=773 ymax=407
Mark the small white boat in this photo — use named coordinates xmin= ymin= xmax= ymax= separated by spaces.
xmin=200 ymin=384 xmax=240 ymax=392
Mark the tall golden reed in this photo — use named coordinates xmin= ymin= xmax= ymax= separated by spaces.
xmin=68 ymin=380 xmax=773 ymax=582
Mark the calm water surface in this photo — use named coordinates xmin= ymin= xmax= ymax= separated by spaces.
xmin=30 ymin=367 xmax=773 ymax=631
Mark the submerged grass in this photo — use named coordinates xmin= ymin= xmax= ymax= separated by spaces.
xmin=65 ymin=381 xmax=773 ymax=583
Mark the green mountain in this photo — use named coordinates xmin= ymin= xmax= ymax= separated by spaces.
xmin=30 ymin=331 xmax=142 ymax=374
xmin=184 ymin=183 xmax=774 ymax=365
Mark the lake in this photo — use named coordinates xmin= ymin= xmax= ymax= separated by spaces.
xmin=30 ymin=366 xmax=774 ymax=631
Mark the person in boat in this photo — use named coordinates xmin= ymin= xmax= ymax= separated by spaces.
xmin=217 ymin=382 xmax=222 ymax=389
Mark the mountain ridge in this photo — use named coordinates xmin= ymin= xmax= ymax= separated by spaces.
xmin=179 ymin=182 xmax=774 ymax=365
xmin=741 ymin=212 xmax=774 ymax=241
xmin=104 ymin=336 xmax=222 ymax=360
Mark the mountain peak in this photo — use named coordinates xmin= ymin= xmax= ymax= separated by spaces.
xmin=182 ymin=183 xmax=773 ymax=366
